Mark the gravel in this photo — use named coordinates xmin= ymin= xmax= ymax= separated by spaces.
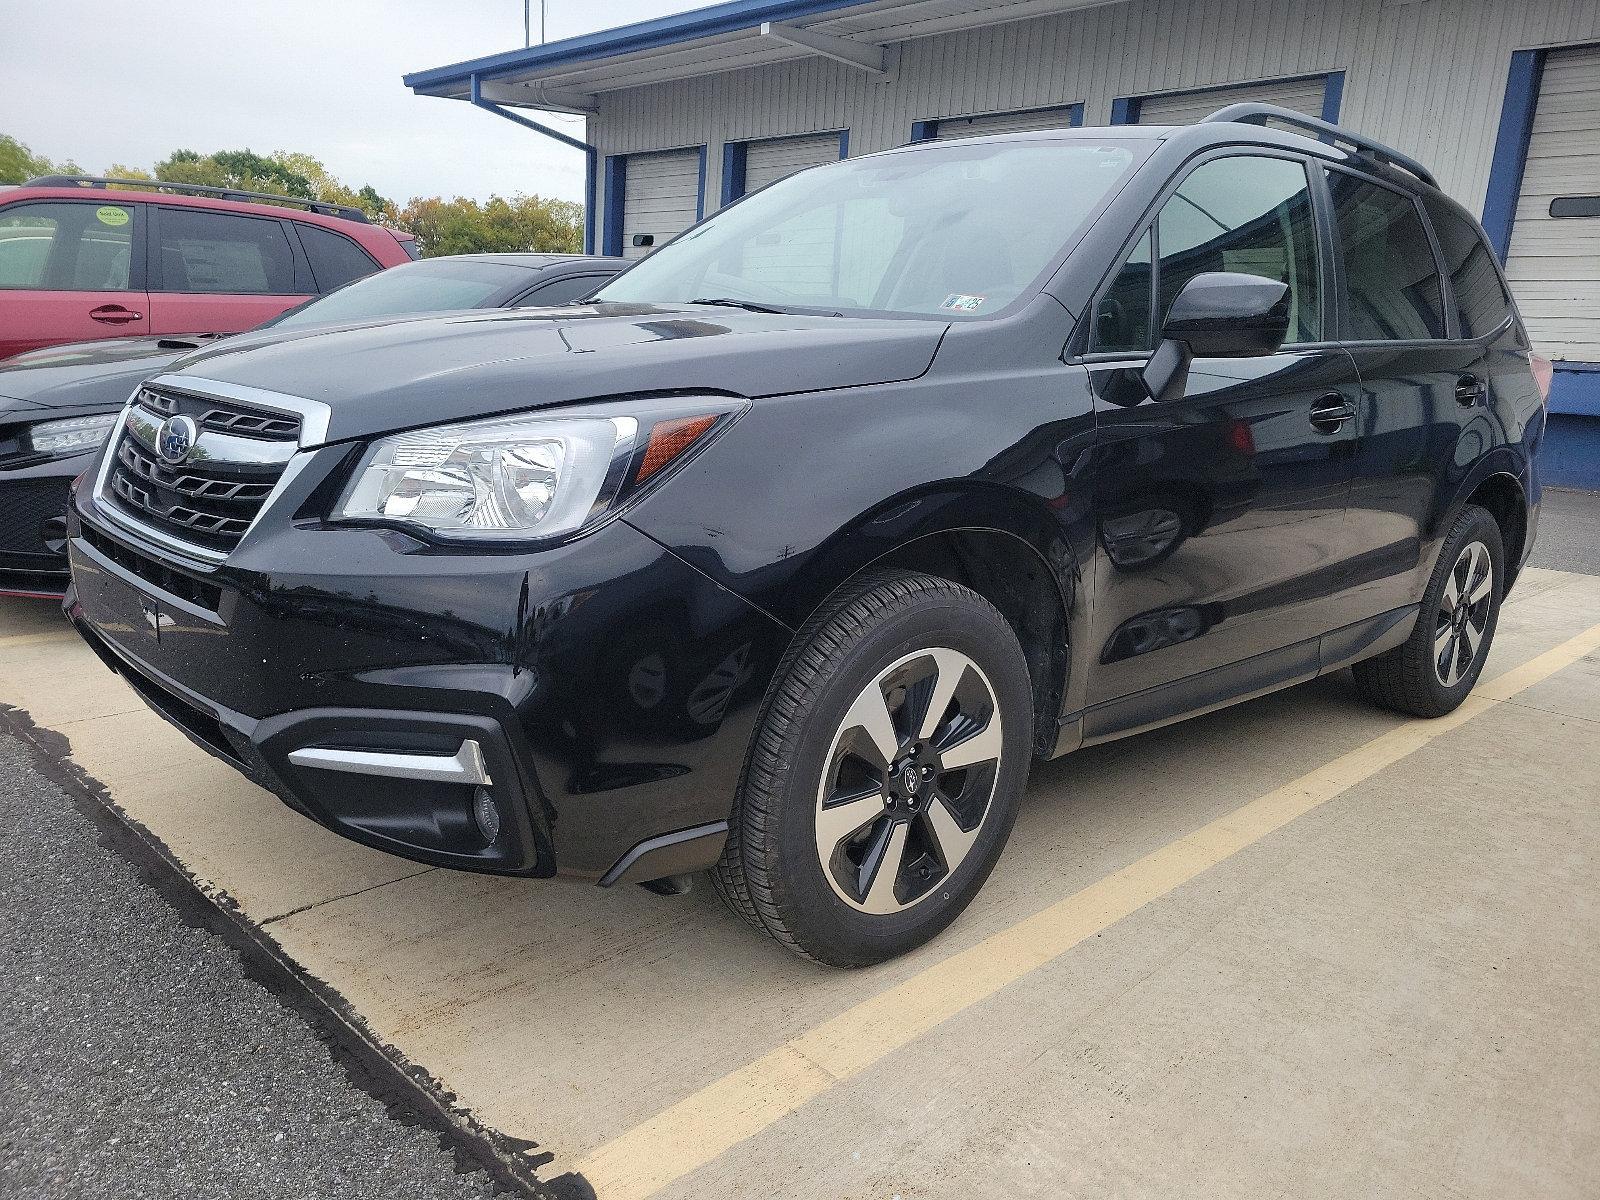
xmin=0 ymin=729 xmax=502 ymax=1200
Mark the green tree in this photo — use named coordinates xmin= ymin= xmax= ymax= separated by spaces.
xmin=0 ymin=133 xmax=81 ymax=184
xmin=393 ymin=194 xmax=583 ymax=257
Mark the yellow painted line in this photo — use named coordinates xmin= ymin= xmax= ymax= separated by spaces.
xmin=0 ymin=630 xmax=75 ymax=650
xmin=578 ymin=621 xmax=1600 ymax=1200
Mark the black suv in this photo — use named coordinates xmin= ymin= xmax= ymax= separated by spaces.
xmin=65 ymin=107 xmax=1549 ymax=967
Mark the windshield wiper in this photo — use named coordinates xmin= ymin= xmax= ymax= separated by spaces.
xmin=687 ymin=297 xmax=788 ymax=314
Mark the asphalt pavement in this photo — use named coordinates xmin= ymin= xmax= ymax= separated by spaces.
xmin=1529 ymin=487 xmax=1600 ymax=577
xmin=0 ymin=728 xmax=501 ymax=1200
xmin=1 ymin=483 xmax=1594 ymax=1198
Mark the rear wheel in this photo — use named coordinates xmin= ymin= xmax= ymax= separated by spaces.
xmin=1352 ymin=504 xmax=1503 ymax=717
xmin=713 ymin=571 xmax=1033 ymax=967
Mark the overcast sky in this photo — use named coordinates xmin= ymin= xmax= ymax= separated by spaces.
xmin=1 ymin=0 xmax=720 ymax=205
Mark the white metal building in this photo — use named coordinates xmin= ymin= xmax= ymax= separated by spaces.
xmin=407 ymin=0 xmax=1600 ymax=485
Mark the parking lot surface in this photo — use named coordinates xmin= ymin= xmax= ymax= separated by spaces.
xmin=2 ymin=557 xmax=1597 ymax=1197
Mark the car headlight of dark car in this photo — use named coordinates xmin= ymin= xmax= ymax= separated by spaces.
xmin=335 ymin=396 xmax=747 ymax=542
xmin=24 ymin=412 xmax=119 ymax=457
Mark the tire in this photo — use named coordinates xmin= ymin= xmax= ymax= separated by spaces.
xmin=712 ymin=570 xmax=1034 ymax=967
xmin=1352 ymin=503 xmax=1504 ymax=718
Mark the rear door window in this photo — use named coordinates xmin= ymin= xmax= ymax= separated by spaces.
xmin=296 ymin=223 xmax=382 ymax=292
xmin=0 ymin=201 xmax=137 ymax=291
xmin=1420 ymin=195 xmax=1516 ymax=338
xmin=154 ymin=208 xmax=297 ymax=294
xmin=1326 ymin=173 xmax=1446 ymax=341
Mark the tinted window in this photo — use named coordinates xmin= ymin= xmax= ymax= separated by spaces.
xmin=265 ymin=258 xmax=530 ymax=329
xmin=1421 ymin=195 xmax=1515 ymax=338
xmin=156 ymin=208 xmax=295 ymax=294
xmin=1155 ymin=156 xmax=1321 ymax=345
xmin=517 ymin=275 xmax=605 ymax=306
xmin=297 ymin=223 xmax=381 ymax=292
xmin=1327 ymin=174 xmax=1446 ymax=340
xmin=599 ymin=140 xmax=1142 ymax=318
xmin=1091 ymin=229 xmax=1152 ymax=353
xmin=0 ymin=202 xmax=134 ymax=291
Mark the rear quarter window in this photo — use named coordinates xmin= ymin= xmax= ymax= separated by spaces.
xmin=297 ymin=223 xmax=383 ymax=292
xmin=1421 ymin=194 xmax=1517 ymax=339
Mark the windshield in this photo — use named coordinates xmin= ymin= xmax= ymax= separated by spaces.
xmin=265 ymin=259 xmax=535 ymax=329
xmin=596 ymin=139 xmax=1142 ymax=318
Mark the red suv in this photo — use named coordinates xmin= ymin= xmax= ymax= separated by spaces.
xmin=0 ymin=177 xmax=417 ymax=359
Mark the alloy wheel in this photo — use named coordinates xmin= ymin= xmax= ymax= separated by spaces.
xmin=1434 ymin=540 xmax=1493 ymax=687
xmin=815 ymin=648 xmax=1003 ymax=914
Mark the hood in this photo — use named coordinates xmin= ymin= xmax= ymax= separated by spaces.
xmin=168 ymin=308 xmax=496 ymax=369
xmin=167 ymin=303 xmax=949 ymax=444
xmin=0 ymin=337 xmax=215 ymax=409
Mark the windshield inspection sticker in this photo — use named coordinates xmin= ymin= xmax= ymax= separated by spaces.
xmin=940 ymin=293 xmax=986 ymax=312
xmin=96 ymin=206 xmax=130 ymax=227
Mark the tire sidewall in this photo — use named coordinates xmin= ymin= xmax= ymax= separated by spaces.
xmin=760 ymin=590 xmax=1033 ymax=966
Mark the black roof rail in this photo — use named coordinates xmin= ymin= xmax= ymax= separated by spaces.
xmin=19 ymin=175 xmax=371 ymax=223
xmin=1199 ymin=103 xmax=1439 ymax=190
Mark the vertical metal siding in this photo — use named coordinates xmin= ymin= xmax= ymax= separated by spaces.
xmin=586 ymin=0 xmax=1600 ymax=254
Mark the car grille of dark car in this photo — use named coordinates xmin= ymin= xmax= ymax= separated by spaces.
xmin=103 ymin=386 xmax=299 ymax=554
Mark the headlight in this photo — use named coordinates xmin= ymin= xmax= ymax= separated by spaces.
xmin=336 ymin=397 xmax=744 ymax=542
xmin=25 ymin=412 xmax=119 ymax=457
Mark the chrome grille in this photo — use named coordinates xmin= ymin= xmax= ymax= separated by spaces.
xmin=101 ymin=385 xmax=299 ymax=554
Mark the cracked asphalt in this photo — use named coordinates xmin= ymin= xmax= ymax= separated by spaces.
xmin=0 ymin=485 xmax=1594 ymax=1198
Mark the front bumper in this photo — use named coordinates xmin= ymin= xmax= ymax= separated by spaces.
xmin=67 ymin=482 xmax=790 ymax=881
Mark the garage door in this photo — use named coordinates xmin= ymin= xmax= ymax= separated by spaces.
xmin=1136 ymin=76 xmax=1330 ymax=126
xmin=1504 ymin=44 xmax=1600 ymax=362
xmin=621 ymin=149 xmax=701 ymax=259
xmin=931 ymin=106 xmax=1079 ymax=140
xmin=743 ymin=133 xmax=843 ymax=193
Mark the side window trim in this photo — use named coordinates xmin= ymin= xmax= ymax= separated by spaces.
xmin=1321 ymin=164 xmax=1453 ymax=346
xmin=1078 ymin=146 xmax=1334 ymax=361
xmin=281 ymin=220 xmax=318 ymax=295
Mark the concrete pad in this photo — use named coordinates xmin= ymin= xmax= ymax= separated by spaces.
xmin=5 ymin=572 xmax=1598 ymax=1197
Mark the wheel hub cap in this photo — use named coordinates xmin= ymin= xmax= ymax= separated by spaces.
xmin=815 ymin=647 xmax=1004 ymax=915
xmin=1434 ymin=540 xmax=1493 ymax=687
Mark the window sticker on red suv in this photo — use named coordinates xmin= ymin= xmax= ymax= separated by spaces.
xmin=96 ymin=206 xmax=130 ymax=228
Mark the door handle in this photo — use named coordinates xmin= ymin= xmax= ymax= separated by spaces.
xmin=89 ymin=304 xmax=143 ymax=324
xmin=1455 ymin=373 xmax=1486 ymax=407
xmin=1309 ymin=393 xmax=1355 ymax=433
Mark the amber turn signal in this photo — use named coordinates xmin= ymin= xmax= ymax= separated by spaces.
xmin=636 ymin=414 xmax=719 ymax=483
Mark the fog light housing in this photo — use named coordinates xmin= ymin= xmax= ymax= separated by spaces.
xmin=473 ymin=787 xmax=501 ymax=845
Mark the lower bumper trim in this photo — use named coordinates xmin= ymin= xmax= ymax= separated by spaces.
xmin=287 ymin=740 xmax=494 ymax=786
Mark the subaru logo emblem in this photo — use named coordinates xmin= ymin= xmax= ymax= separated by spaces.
xmin=900 ymin=764 xmax=921 ymax=795
xmin=157 ymin=414 xmax=198 ymax=465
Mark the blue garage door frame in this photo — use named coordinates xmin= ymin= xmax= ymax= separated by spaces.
xmin=602 ymin=145 xmax=708 ymax=257
xmin=1482 ymin=45 xmax=1600 ymax=489
xmin=909 ymin=102 xmax=1083 ymax=143
xmin=721 ymin=129 xmax=849 ymax=205
xmin=1108 ymin=71 xmax=1345 ymax=125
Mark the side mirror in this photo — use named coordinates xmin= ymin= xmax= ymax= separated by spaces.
xmin=1142 ymin=272 xmax=1291 ymax=402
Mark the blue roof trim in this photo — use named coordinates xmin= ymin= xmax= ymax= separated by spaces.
xmin=405 ymin=0 xmax=878 ymax=91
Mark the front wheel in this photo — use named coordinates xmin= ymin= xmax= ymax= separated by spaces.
xmin=713 ymin=571 xmax=1034 ymax=967
xmin=1352 ymin=503 xmax=1504 ymax=717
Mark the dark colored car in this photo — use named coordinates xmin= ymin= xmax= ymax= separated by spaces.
xmin=0 ymin=254 xmax=626 ymax=596
xmin=0 ymin=177 xmax=418 ymax=360
xmin=65 ymin=108 xmax=1550 ymax=967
